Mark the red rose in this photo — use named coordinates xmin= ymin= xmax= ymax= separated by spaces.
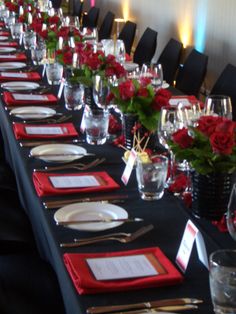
xmin=106 ymin=92 xmax=115 ymax=104
xmin=118 ymin=80 xmax=135 ymax=101
xmin=215 ymin=119 xmax=236 ymax=134
xmin=152 ymin=88 xmax=172 ymax=111
xmin=172 ymin=128 xmax=194 ymax=149
xmin=62 ymin=51 xmax=73 ymax=65
xmin=210 ymin=131 xmax=235 ymax=155
xmin=168 ymin=174 xmax=189 ymax=193
xmin=48 ymin=16 xmax=60 ymax=25
xmin=139 ymin=77 xmax=151 ymax=87
xmin=137 ymin=86 xmax=149 ymax=97
xmin=197 ymin=115 xmax=223 ymax=136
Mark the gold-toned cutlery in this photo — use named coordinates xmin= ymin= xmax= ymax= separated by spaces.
xmin=103 ymin=304 xmax=198 ymax=313
xmin=20 ymin=139 xmax=86 ymax=147
xmin=57 ymin=217 xmax=143 ymax=226
xmin=60 ymin=224 xmax=153 ymax=247
xmin=43 ymin=194 xmax=129 ymax=209
xmin=22 ymin=114 xmax=72 ymax=124
xmin=86 ymin=298 xmax=202 ymax=314
xmin=34 ymin=158 xmax=106 ymax=172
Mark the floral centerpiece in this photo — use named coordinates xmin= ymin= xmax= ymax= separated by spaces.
xmin=169 ymin=115 xmax=236 ymax=175
xmin=169 ymin=115 xmax=236 ymax=220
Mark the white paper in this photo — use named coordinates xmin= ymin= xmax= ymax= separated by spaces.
xmin=0 ymin=55 xmax=17 ymax=59
xmin=1 ymin=72 xmax=28 ymax=78
xmin=25 ymin=126 xmax=64 ymax=135
xmin=86 ymin=254 xmax=158 ymax=281
xmin=0 ymin=42 xmax=13 ymax=45
xmin=121 ymin=149 xmax=137 ymax=185
xmin=50 ymin=175 xmax=100 ymax=188
xmin=13 ymin=93 xmax=48 ymax=101
xmin=169 ymin=98 xmax=191 ymax=106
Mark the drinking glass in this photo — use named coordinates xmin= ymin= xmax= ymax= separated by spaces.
xmin=136 ymin=155 xmax=168 ymax=200
xmin=158 ymin=107 xmax=178 ymax=184
xmin=10 ymin=22 xmax=23 ymax=40
xmin=209 ymin=249 xmax=236 ymax=313
xmin=84 ymin=107 xmax=109 ymax=145
xmin=23 ymin=31 xmax=36 ymax=50
xmin=204 ymin=95 xmax=232 ymax=119
xmin=226 ymin=183 xmax=236 ymax=242
xmin=31 ymin=44 xmax=47 ymax=65
xmin=46 ymin=62 xmax=63 ymax=85
xmin=93 ymin=75 xmax=110 ymax=109
xmin=151 ymin=63 xmax=163 ymax=89
xmin=64 ymin=81 xmax=84 ymax=111
xmin=115 ymin=39 xmax=126 ymax=64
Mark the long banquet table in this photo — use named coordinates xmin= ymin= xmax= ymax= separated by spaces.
xmin=0 ymin=64 xmax=235 ymax=314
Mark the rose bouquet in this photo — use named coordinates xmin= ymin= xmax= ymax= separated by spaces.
xmin=169 ymin=115 xmax=236 ymax=175
xmin=109 ymin=78 xmax=172 ymax=131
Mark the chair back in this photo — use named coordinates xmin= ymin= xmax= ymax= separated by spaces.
xmin=211 ymin=63 xmax=236 ymax=121
xmin=118 ymin=21 xmax=136 ymax=55
xmin=175 ymin=48 xmax=208 ymax=97
xmin=72 ymin=0 xmax=83 ymax=19
xmin=157 ymin=38 xmax=183 ymax=85
xmin=83 ymin=6 xmax=100 ymax=28
xmin=133 ymin=27 xmax=158 ymax=66
xmin=98 ymin=11 xmax=115 ymax=41
xmin=51 ymin=0 xmax=62 ymax=9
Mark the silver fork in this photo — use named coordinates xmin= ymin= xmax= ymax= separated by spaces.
xmin=34 ymin=158 xmax=106 ymax=172
xmin=60 ymin=225 xmax=154 ymax=247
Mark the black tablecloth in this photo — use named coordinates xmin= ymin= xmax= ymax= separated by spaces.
xmin=0 ymin=71 xmax=235 ymax=314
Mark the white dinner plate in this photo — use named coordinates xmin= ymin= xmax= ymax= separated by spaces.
xmin=0 ymin=62 xmax=26 ymax=70
xmin=30 ymin=144 xmax=87 ymax=163
xmin=1 ymin=81 xmax=40 ymax=91
xmin=123 ymin=62 xmax=139 ymax=72
xmin=0 ymin=36 xmax=8 ymax=41
xmin=0 ymin=47 xmax=16 ymax=53
xmin=10 ymin=106 xmax=56 ymax=120
xmin=54 ymin=202 xmax=128 ymax=231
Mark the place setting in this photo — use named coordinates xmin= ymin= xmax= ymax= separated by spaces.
xmin=0 ymin=70 xmax=41 ymax=82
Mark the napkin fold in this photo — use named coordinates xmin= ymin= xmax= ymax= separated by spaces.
xmin=13 ymin=123 xmax=78 ymax=140
xmin=33 ymin=171 xmax=120 ymax=197
xmin=0 ymin=71 xmax=41 ymax=81
xmin=0 ymin=53 xmax=27 ymax=62
xmin=63 ymin=247 xmax=183 ymax=295
xmin=3 ymin=91 xmax=58 ymax=106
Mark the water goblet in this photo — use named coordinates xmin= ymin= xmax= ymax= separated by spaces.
xmin=31 ymin=44 xmax=46 ymax=65
xmin=93 ymin=75 xmax=110 ymax=110
xmin=226 ymin=183 xmax=236 ymax=242
xmin=64 ymin=81 xmax=84 ymax=111
xmin=46 ymin=62 xmax=63 ymax=85
xmin=204 ymin=95 xmax=232 ymax=119
xmin=115 ymin=39 xmax=126 ymax=64
xmin=23 ymin=31 xmax=36 ymax=50
xmin=151 ymin=63 xmax=163 ymax=89
xmin=10 ymin=22 xmax=23 ymax=40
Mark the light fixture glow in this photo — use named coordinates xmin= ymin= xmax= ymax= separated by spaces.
xmin=122 ymin=0 xmax=129 ymax=21
xmin=194 ymin=0 xmax=208 ymax=52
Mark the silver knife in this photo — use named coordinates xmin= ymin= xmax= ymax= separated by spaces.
xmin=56 ymin=217 xmax=143 ymax=226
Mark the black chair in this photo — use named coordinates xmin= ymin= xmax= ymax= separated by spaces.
xmin=133 ymin=27 xmax=158 ymax=66
xmin=98 ymin=11 xmax=115 ymax=41
xmin=210 ymin=63 xmax=236 ymax=121
xmin=175 ymin=48 xmax=208 ymax=97
xmin=71 ymin=0 xmax=83 ymax=20
xmin=0 ymin=253 xmax=65 ymax=314
xmin=157 ymin=38 xmax=183 ymax=85
xmin=118 ymin=20 xmax=136 ymax=55
xmin=82 ymin=6 xmax=100 ymax=29
xmin=51 ymin=0 xmax=62 ymax=9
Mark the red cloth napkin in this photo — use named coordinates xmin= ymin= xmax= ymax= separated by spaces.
xmin=33 ymin=171 xmax=120 ymax=197
xmin=0 ymin=53 xmax=27 ymax=62
xmin=13 ymin=123 xmax=78 ymax=140
xmin=0 ymin=71 xmax=41 ymax=81
xmin=0 ymin=41 xmax=18 ymax=47
xmin=3 ymin=92 xmax=58 ymax=106
xmin=0 ymin=31 xmax=10 ymax=36
xmin=63 ymin=247 xmax=184 ymax=295
xmin=170 ymin=95 xmax=204 ymax=109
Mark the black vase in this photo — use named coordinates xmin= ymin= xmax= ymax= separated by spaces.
xmin=191 ymin=171 xmax=235 ymax=220
xmin=122 ymin=113 xmax=158 ymax=151
xmin=84 ymin=87 xmax=97 ymax=109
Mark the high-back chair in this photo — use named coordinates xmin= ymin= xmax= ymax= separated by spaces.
xmin=133 ymin=27 xmax=158 ymax=66
xmin=82 ymin=6 xmax=100 ymax=29
xmin=71 ymin=0 xmax=83 ymax=20
xmin=157 ymin=38 xmax=183 ymax=85
xmin=118 ymin=20 xmax=137 ymax=55
xmin=175 ymin=48 xmax=208 ymax=97
xmin=51 ymin=0 xmax=62 ymax=9
xmin=98 ymin=11 xmax=115 ymax=41
xmin=210 ymin=63 xmax=236 ymax=121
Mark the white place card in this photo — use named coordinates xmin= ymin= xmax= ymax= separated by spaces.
xmin=176 ymin=220 xmax=209 ymax=273
xmin=13 ymin=94 xmax=49 ymax=101
xmin=0 ymin=55 xmax=17 ymax=59
xmin=57 ymin=77 xmax=65 ymax=99
xmin=49 ymin=175 xmax=100 ymax=189
xmin=0 ymin=42 xmax=13 ymax=45
xmin=169 ymin=98 xmax=191 ymax=107
xmin=86 ymin=254 xmax=158 ymax=281
xmin=1 ymin=72 xmax=28 ymax=78
xmin=80 ymin=105 xmax=89 ymax=133
xmin=25 ymin=126 xmax=64 ymax=135
xmin=121 ymin=149 xmax=137 ymax=185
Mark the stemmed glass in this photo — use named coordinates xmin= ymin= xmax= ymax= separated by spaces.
xmin=226 ymin=183 xmax=236 ymax=241
xmin=204 ymin=95 xmax=232 ymax=119
xmin=151 ymin=63 xmax=163 ymax=89
xmin=158 ymin=107 xmax=178 ymax=184
xmin=93 ymin=75 xmax=110 ymax=110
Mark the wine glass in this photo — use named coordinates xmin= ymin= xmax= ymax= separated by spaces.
xmin=151 ymin=63 xmax=163 ymax=89
xmin=93 ymin=75 xmax=110 ymax=110
xmin=115 ymin=40 xmax=126 ymax=64
xmin=226 ymin=183 xmax=236 ymax=241
xmin=204 ymin=95 xmax=232 ymax=119
xmin=158 ymin=107 xmax=178 ymax=184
